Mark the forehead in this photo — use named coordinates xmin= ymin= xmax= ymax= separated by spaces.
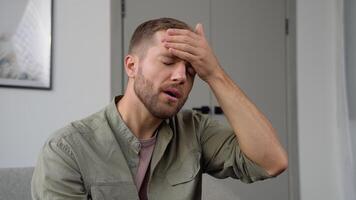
xmin=146 ymin=31 xmax=173 ymax=57
xmin=153 ymin=30 xmax=165 ymax=42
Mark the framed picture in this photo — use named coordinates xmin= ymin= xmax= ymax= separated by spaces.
xmin=0 ymin=0 xmax=53 ymax=90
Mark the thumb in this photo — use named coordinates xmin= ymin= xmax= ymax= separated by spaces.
xmin=195 ymin=23 xmax=205 ymax=36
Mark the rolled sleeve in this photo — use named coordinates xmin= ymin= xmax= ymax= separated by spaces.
xmin=197 ymin=113 xmax=272 ymax=183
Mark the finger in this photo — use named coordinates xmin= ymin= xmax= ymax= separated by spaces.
xmin=168 ymin=48 xmax=196 ymax=63
xmin=163 ymin=35 xmax=198 ymax=47
xmin=166 ymin=28 xmax=199 ymax=40
xmin=164 ymin=42 xmax=199 ymax=55
xmin=195 ymin=23 xmax=205 ymax=37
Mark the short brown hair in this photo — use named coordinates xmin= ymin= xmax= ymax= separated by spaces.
xmin=128 ymin=18 xmax=192 ymax=56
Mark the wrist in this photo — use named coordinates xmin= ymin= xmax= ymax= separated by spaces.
xmin=205 ymin=67 xmax=225 ymax=85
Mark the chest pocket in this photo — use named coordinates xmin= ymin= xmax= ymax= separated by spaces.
xmin=166 ymin=150 xmax=201 ymax=186
xmin=90 ymin=181 xmax=138 ymax=200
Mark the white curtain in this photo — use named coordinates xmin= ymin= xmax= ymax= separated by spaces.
xmin=336 ymin=0 xmax=355 ymax=199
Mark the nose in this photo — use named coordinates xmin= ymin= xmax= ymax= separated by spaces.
xmin=171 ymin=61 xmax=187 ymax=84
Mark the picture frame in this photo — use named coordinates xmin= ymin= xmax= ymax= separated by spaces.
xmin=0 ymin=0 xmax=53 ymax=90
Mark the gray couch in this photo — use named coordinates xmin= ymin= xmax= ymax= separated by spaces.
xmin=0 ymin=167 xmax=34 ymax=200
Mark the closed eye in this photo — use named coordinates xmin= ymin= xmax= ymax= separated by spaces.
xmin=163 ymin=61 xmax=175 ymax=66
xmin=187 ymin=67 xmax=196 ymax=77
xmin=185 ymin=63 xmax=196 ymax=77
xmin=161 ymin=55 xmax=177 ymax=66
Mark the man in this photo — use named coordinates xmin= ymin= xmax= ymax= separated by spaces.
xmin=32 ymin=18 xmax=288 ymax=199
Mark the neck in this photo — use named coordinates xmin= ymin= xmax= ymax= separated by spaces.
xmin=117 ymin=89 xmax=162 ymax=140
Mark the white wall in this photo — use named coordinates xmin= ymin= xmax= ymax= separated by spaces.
xmin=297 ymin=0 xmax=354 ymax=199
xmin=0 ymin=0 xmax=112 ymax=167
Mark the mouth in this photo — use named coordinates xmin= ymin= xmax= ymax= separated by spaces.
xmin=163 ymin=88 xmax=182 ymax=100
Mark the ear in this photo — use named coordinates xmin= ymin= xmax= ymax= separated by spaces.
xmin=124 ymin=54 xmax=138 ymax=78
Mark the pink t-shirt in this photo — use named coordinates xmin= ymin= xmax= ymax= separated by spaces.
xmin=135 ymin=135 xmax=157 ymax=200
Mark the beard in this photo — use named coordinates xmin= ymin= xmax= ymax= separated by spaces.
xmin=134 ymin=70 xmax=188 ymax=119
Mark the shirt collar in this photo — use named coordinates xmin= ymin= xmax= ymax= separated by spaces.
xmin=105 ymin=95 xmax=173 ymax=154
xmin=105 ymin=96 xmax=141 ymax=153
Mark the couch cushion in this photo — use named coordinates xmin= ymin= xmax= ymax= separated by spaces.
xmin=0 ymin=167 xmax=34 ymax=200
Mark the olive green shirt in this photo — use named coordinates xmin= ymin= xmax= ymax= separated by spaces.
xmin=31 ymin=96 xmax=272 ymax=200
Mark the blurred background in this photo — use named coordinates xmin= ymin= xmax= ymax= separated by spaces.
xmin=0 ymin=0 xmax=355 ymax=199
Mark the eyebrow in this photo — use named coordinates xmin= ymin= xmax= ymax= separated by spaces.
xmin=159 ymin=54 xmax=178 ymax=60
xmin=159 ymin=53 xmax=193 ymax=65
xmin=159 ymin=52 xmax=173 ymax=57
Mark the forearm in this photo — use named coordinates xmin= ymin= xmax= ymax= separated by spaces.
xmin=163 ymin=23 xmax=287 ymax=176
xmin=206 ymin=68 xmax=288 ymax=176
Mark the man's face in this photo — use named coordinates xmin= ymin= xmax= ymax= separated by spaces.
xmin=133 ymin=31 xmax=196 ymax=119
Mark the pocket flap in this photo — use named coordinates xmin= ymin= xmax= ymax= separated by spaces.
xmin=90 ymin=181 xmax=138 ymax=199
xmin=167 ymin=151 xmax=201 ymax=186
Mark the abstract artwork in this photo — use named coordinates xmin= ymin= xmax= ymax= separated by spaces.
xmin=0 ymin=0 xmax=52 ymax=89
